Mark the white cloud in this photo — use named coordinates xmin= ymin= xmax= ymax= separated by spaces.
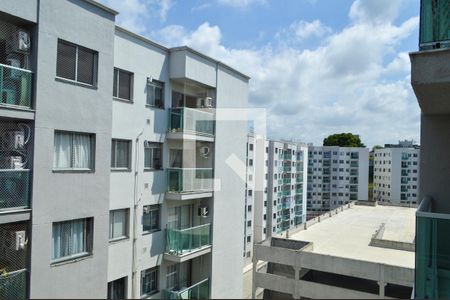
xmin=349 ymin=0 xmax=404 ymax=24
xmin=216 ymin=0 xmax=266 ymax=9
xmin=290 ymin=20 xmax=332 ymax=40
xmin=100 ymin=0 xmax=174 ymax=33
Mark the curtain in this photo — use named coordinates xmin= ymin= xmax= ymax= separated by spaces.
xmin=170 ymin=149 xmax=182 ymax=168
xmin=115 ymin=141 xmax=129 ymax=168
xmin=73 ymin=134 xmax=91 ymax=168
xmin=53 ymin=132 xmax=72 ymax=169
xmin=52 ymin=219 xmax=85 ymax=259
xmin=111 ymin=210 xmax=126 ymax=239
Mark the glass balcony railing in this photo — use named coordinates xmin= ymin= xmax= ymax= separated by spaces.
xmin=0 ymin=269 xmax=27 ymax=299
xmin=282 ymin=202 xmax=290 ymax=210
xmin=416 ymin=197 xmax=450 ymax=299
xmin=0 ymin=64 xmax=32 ymax=109
xmin=168 ymin=108 xmax=215 ymax=137
xmin=282 ymin=178 xmax=291 ymax=184
xmin=420 ymin=0 xmax=450 ymax=50
xmin=0 ymin=170 xmax=30 ymax=211
xmin=166 ymin=224 xmax=211 ymax=256
xmin=350 ymin=162 xmax=359 ymax=168
xmin=167 ymin=168 xmax=213 ymax=193
xmin=283 ymin=166 xmax=292 ymax=172
xmin=163 ymin=278 xmax=210 ymax=299
xmin=296 ymin=177 xmax=303 ymax=183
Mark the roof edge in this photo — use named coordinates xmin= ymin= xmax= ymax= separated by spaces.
xmin=115 ymin=26 xmax=169 ymax=52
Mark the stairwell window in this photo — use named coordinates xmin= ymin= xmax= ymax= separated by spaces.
xmin=109 ymin=209 xmax=129 ymax=241
xmin=52 ymin=218 xmax=93 ymax=262
xmin=113 ymin=68 xmax=133 ymax=101
xmin=146 ymin=79 xmax=164 ymax=108
xmin=144 ymin=142 xmax=162 ymax=170
xmin=53 ymin=131 xmax=95 ymax=171
xmin=111 ymin=139 xmax=131 ymax=170
xmin=56 ymin=39 xmax=98 ymax=86
xmin=143 ymin=205 xmax=160 ymax=233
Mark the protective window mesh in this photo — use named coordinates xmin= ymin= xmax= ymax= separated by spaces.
xmin=0 ymin=222 xmax=29 ymax=299
xmin=0 ymin=119 xmax=33 ymax=211
xmin=0 ymin=19 xmax=33 ymax=108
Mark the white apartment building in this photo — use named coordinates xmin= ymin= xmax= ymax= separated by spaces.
xmin=243 ymin=137 xmax=309 ymax=268
xmin=373 ymin=141 xmax=420 ymax=205
xmin=307 ymin=146 xmax=369 ymax=214
xmin=267 ymin=140 xmax=308 ymax=236
xmin=0 ymin=1 xmax=249 ymax=299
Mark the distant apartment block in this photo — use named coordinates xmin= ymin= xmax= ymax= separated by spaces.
xmin=307 ymin=146 xmax=369 ymax=214
xmin=373 ymin=141 xmax=420 ymax=205
xmin=0 ymin=1 xmax=248 ymax=299
xmin=252 ymin=203 xmax=415 ymax=299
xmin=267 ymin=140 xmax=308 ymax=236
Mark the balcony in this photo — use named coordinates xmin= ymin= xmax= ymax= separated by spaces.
xmin=283 ymin=166 xmax=292 ymax=172
xmin=0 ymin=269 xmax=27 ymax=299
xmin=163 ymin=278 xmax=210 ymax=299
xmin=0 ymin=169 xmax=30 ymax=212
xmin=282 ymin=201 xmax=290 ymax=210
xmin=415 ymin=197 xmax=450 ymax=299
xmin=350 ymin=162 xmax=359 ymax=168
xmin=165 ymin=224 xmax=211 ymax=263
xmin=168 ymin=108 xmax=215 ymax=141
xmin=282 ymin=178 xmax=291 ymax=184
xmin=0 ymin=64 xmax=32 ymax=110
xmin=296 ymin=177 xmax=303 ymax=183
xmin=167 ymin=168 xmax=213 ymax=200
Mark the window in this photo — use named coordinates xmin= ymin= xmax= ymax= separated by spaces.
xmin=108 ymin=277 xmax=127 ymax=299
xmin=247 ymin=220 xmax=251 ymax=227
xmin=53 ymin=131 xmax=94 ymax=170
xmin=111 ymin=139 xmax=131 ymax=170
xmin=56 ymin=39 xmax=98 ymax=86
xmin=144 ymin=142 xmax=162 ymax=170
xmin=141 ymin=267 xmax=159 ymax=297
xmin=143 ymin=205 xmax=160 ymax=233
xmin=249 ymin=144 xmax=254 ymax=151
xmin=249 ymin=159 xmax=253 ymax=166
xmin=52 ymin=218 xmax=93 ymax=261
xmin=147 ymin=79 xmax=164 ymax=108
xmin=248 ymin=190 xmax=253 ymax=196
xmin=248 ymin=205 xmax=252 ymax=212
xmin=247 ymin=236 xmax=251 ymax=243
xmin=113 ymin=68 xmax=133 ymax=101
xmin=109 ymin=209 xmax=129 ymax=241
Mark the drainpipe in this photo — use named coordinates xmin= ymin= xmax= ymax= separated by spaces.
xmin=131 ymin=130 xmax=143 ymax=299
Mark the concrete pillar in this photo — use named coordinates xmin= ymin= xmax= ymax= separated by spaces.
xmin=293 ymin=267 xmax=301 ymax=299
xmin=252 ymin=257 xmax=257 ymax=299
xmin=378 ymin=281 xmax=387 ymax=298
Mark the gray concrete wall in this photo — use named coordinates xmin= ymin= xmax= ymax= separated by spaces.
xmin=0 ymin=0 xmax=38 ymax=23
xmin=420 ymin=114 xmax=450 ymax=213
xmin=29 ymin=0 xmax=115 ymax=297
xmin=210 ymin=65 xmax=248 ymax=298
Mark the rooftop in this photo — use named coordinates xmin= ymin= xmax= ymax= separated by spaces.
xmin=288 ymin=204 xmax=416 ymax=268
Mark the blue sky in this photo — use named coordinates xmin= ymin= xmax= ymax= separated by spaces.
xmin=101 ymin=0 xmax=422 ymax=148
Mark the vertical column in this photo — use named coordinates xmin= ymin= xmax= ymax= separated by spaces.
xmin=293 ymin=267 xmax=301 ymax=299
xmin=252 ymin=257 xmax=257 ymax=299
xmin=378 ymin=281 xmax=386 ymax=298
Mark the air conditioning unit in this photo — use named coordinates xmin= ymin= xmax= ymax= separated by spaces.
xmin=2 ymin=156 xmax=23 ymax=169
xmin=198 ymin=205 xmax=209 ymax=218
xmin=3 ymin=230 xmax=27 ymax=251
xmin=11 ymin=30 xmax=31 ymax=53
xmin=197 ymin=97 xmax=213 ymax=108
xmin=143 ymin=206 xmax=150 ymax=214
xmin=2 ymin=130 xmax=25 ymax=150
xmin=199 ymin=146 xmax=210 ymax=158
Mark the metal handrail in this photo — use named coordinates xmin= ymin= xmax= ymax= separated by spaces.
xmin=0 ymin=63 xmax=32 ymax=74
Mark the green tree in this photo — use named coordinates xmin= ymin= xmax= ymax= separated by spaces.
xmin=323 ymin=133 xmax=365 ymax=147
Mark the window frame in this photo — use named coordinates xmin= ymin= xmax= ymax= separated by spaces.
xmin=109 ymin=209 xmax=129 ymax=242
xmin=142 ymin=205 xmax=161 ymax=234
xmin=56 ymin=39 xmax=98 ymax=87
xmin=146 ymin=79 xmax=165 ymax=109
xmin=51 ymin=217 xmax=94 ymax=263
xmin=53 ymin=130 xmax=96 ymax=172
xmin=113 ymin=67 xmax=134 ymax=102
xmin=141 ymin=267 xmax=159 ymax=297
xmin=111 ymin=139 xmax=132 ymax=171
xmin=144 ymin=142 xmax=163 ymax=171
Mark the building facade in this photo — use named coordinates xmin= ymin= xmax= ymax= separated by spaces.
xmin=411 ymin=0 xmax=450 ymax=298
xmin=373 ymin=141 xmax=420 ymax=206
xmin=307 ymin=146 xmax=369 ymax=215
xmin=0 ymin=1 xmax=249 ymax=299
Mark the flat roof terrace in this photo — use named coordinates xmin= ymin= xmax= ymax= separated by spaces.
xmin=289 ymin=204 xmax=416 ymax=268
